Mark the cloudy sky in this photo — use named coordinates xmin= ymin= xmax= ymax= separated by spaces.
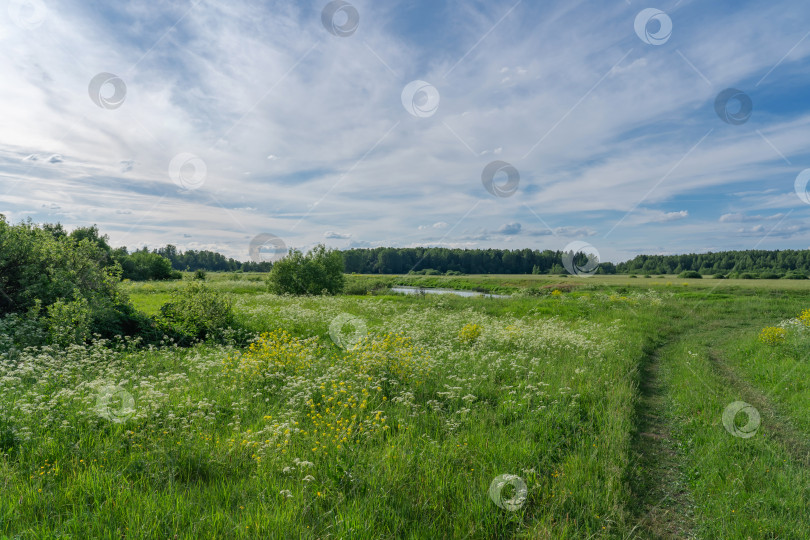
xmin=1 ymin=0 xmax=810 ymax=262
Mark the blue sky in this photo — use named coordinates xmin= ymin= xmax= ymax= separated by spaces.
xmin=1 ymin=0 xmax=810 ymax=262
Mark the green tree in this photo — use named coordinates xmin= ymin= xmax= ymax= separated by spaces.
xmin=268 ymin=244 xmax=345 ymax=295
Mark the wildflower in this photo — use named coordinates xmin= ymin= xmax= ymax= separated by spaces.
xmin=759 ymin=326 xmax=786 ymax=345
xmin=458 ymin=323 xmax=483 ymax=344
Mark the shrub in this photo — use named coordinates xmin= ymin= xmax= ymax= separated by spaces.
xmin=194 ymin=269 xmax=207 ymax=280
xmin=45 ymin=294 xmax=91 ymax=347
xmin=157 ymin=282 xmax=234 ymax=341
xmin=0 ymin=310 xmax=47 ymax=350
xmin=0 ymin=218 xmax=120 ymax=317
xmin=783 ymin=272 xmax=808 ymax=280
xmin=759 ymin=272 xmax=781 ymax=280
xmin=268 ymin=245 xmax=345 ymax=295
xmin=343 ymin=279 xmax=389 ymax=296
xmin=739 ymin=273 xmax=756 ymax=279
xmin=116 ymin=250 xmax=175 ymax=281
xmin=678 ymin=271 xmax=702 ymax=279
xmin=713 ymin=273 xmax=726 ymax=279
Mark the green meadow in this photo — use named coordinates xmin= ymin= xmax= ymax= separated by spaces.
xmin=2 ymin=274 xmax=809 ymax=538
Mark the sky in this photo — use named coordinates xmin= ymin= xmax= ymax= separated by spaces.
xmin=1 ymin=0 xmax=810 ymax=263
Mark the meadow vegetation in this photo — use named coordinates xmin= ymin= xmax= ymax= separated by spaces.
xmin=2 ymin=220 xmax=809 ymax=537
xmin=2 ymin=269 xmax=809 ymax=538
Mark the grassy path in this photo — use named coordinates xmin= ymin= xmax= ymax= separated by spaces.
xmin=649 ymin=310 xmax=810 ymax=538
xmin=630 ymin=342 xmax=696 ymax=539
xmin=708 ymin=351 xmax=810 ymax=468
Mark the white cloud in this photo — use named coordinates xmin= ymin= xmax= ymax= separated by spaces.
xmin=0 ymin=0 xmax=809 ymax=257
xmin=324 ymin=231 xmax=351 ymax=239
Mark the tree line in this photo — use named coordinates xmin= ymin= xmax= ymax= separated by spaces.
xmin=20 ymin=220 xmax=810 ymax=278
xmin=615 ymin=250 xmax=810 ymax=277
xmin=342 ymin=247 xmax=617 ymax=275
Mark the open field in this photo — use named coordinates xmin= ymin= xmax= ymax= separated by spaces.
xmin=2 ymin=276 xmax=810 ymax=538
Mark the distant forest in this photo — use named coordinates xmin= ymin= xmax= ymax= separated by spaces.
xmin=341 ymin=247 xmax=810 ymax=277
xmin=152 ymin=245 xmax=272 ymax=273
xmin=26 ymin=221 xmax=810 ymax=278
xmin=341 ymin=247 xmax=615 ymax=275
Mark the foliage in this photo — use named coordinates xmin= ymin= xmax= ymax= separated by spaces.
xmin=45 ymin=294 xmax=91 ymax=347
xmin=618 ymin=248 xmax=810 ymax=276
xmin=155 ymin=244 xmax=272 ymax=272
xmin=677 ymin=271 xmax=702 ymax=278
xmin=0 ymin=217 xmax=151 ymax=344
xmin=0 ymin=310 xmax=47 ymax=350
xmin=0 ymin=218 xmax=121 ymax=316
xmin=342 ymin=247 xmax=618 ymax=275
xmin=194 ymin=269 xmax=207 ymax=280
xmin=157 ymin=282 xmax=235 ymax=341
xmin=114 ymin=249 xmax=178 ymax=281
xmin=268 ymin=245 xmax=345 ymax=295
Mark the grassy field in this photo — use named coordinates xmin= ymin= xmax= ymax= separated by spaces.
xmin=2 ymin=274 xmax=809 ymax=538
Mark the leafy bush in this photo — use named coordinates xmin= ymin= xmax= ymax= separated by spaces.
xmin=713 ymin=273 xmax=727 ymax=279
xmin=115 ymin=250 xmax=176 ymax=281
xmin=268 ymin=245 xmax=345 ymax=295
xmin=157 ymin=282 xmax=235 ymax=341
xmin=194 ymin=269 xmax=207 ymax=280
xmin=45 ymin=294 xmax=91 ymax=347
xmin=0 ymin=218 xmax=152 ymax=347
xmin=739 ymin=273 xmax=756 ymax=279
xmin=783 ymin=272 xmax=808 ymax=280
xmin=759 ymin=272 xmax=781 ymax=279
xmin=0 ymin=218 xmax=121 ymax=317
xmin=678 ymin=271 xmax=702 ymax=278
xmin=0 ymin=310 xmax=47 ymax=350
xmin=343 ymin=279 xmax=390 ymax=296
